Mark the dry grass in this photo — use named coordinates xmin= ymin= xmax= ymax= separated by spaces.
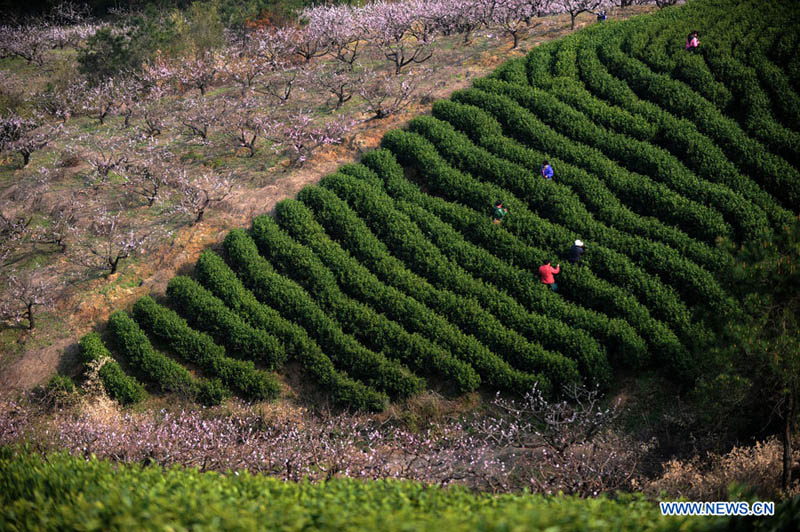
xmin=646 ymin=438 xmax=800 ymax=500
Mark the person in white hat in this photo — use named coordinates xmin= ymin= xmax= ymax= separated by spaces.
xmin=568 ymin=239 xmax=586 ymax=265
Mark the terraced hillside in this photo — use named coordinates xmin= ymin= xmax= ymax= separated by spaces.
xmin=80 ymin=0 xmax=800 ymax=410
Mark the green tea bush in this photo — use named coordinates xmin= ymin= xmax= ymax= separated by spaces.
xmin=282 ymin=194 xmax=568 ymax=391
xmin=0 ymin=451 xmax=738 ymax=532
xmin=223 ymin=229 xmax=420 ymax=399
xmin=256 ymin=208 xmax=482 ymax=393
xmin=78 ymin=332 xmax=146 ymax=405
xmin=382 ymin=130 xmax=707 ymax=378
xmin=275 ymin=199 xmax=487 ymax=392
xmin=430 ymin=99 xmax=730 ymax=278
xmin=194 ymin=250 xmax=388 ymax=411
xmin=596 ymin=31 xmax=800 ymax=212
xmin=108 ymin=310 xmax=227 ymax=405
xmin=318 ymin=172 xmax=612 ymax=387
xmin=132 ymin=296 xmax=280 ymax=401
xmin=410 ymin=111 xmax=730 ymax=277
xmin=166 ymin=276 xmax=287 ymax=370
xmin=356 ymin=151 xmax=655 ymax=364
xmin=574 ymin=37 xmax=792 ymax=232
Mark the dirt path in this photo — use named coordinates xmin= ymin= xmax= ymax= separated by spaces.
xmin=0 ymin=9 xmax=655 ymax=392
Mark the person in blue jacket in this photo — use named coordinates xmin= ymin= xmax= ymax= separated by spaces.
xmin=541 ymin=161 xmax=554 ymax=180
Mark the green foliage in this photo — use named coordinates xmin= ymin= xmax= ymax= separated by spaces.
xmin=194 ymin=249 xmax=388 ymax=411
xmin=77 ymin=27 xmax=138 ymax=84
xmin=251 ymin=215 xmax=427 ymax=398
xmin=596 ymin=24 xmax=800 ymax=212
xmin=108 ymin=310 xmax=222 ymax=402
xmin=314 ymin=172 xmax=590 ymax=390
xmin=166 ymin=276 xmax=287 ymax=370
xmin=274 ymin=199 xmax=484 ymax=393
xmin=182 ymin=0 xmax=226 ymax=52
xmin=132 ymin=296 xmax=280 ymax=401
xmin=45 ymin=374 xmax=75 ymax=395
xmin=78 ymin=332 xmax=147 ymax=405
xmin=223 ymin=228 xmax=416 ymax=400
xmin=381 ymin=130 xmax=701 ymax=379
xmin=196 ymin=377 xmax=232 ymax=406
xmin=0 ymin=450 xmax=740 ymax=532
xmin=356 ymin=150 xmax=652 ymax=367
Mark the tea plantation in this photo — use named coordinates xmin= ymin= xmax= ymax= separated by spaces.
xmin=4 ymin=450 xmax=799 ymax=530
xmin=81 ymin=0 xmax=800 ymax=411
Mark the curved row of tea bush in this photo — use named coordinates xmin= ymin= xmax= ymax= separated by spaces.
xmin=356 ymin=149 xmax=704 ymax=375
xmin=319 ymin=168 xmax=613 ymax=386
xmin=381 ymin=129 xmax=720 ymax=377
xmin=78 ymin=332 xmax=147 ymax=405
xmin=355 ymin=150 xmax=658 ymax=364
xmin=571 ymin=33 xmax=794 ymax=231
xmin=107 ymin=311 xmax=229 ymax=406
xmin=623 ymin=2 xmax=800 ymax=167
xmin=429 ymin=98 xmax=729 ymax=282
xmin=131 ymin=295 xmax=280 ymax=401
xmin=299 ymin=180 xmax=619 ymax=383
xmin=512 ymin=48 xmax=777 ymax=242
xmin=413 ymin=107 xmax=728 ymax=277
xmin=481 ymin=67 xmax=749 ymax=242
xmin=381 ymin=129 xmax=685 ymax=323
xmin=595 ymin=26 xmax=800 ymax=212
xmin=273 ymin=198 xmax=555 ymax=392
xmin=193 ymin=249 xmax=388 ymax=411
xmin=251 ymin=212 xmax=483 ymax=394
xmin=222 ymin=228 xmax=421 ymax=400
xmin=298 ymin=179 xmax=581 ymax=389
xmin=472 ymin=79 xmax=766 ymax=252
xmin=166 ymin=276 xmax=286 ymax=370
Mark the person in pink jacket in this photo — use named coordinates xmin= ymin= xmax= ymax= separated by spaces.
xmin=686 ymin=31 xmax=700 ymax=53
xmin=538 ymin=259 xmax=560 ymax=292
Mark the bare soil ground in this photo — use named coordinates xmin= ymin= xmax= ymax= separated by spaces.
xmin=0 ymin=7 xmax=655 ymax=393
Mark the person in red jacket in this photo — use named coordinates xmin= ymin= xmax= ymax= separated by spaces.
xmin=538 ymin=259 xmax=560 ymax=292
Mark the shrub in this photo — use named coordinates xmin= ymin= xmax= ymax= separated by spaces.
xmin=166 ymin=276 xmax=287 ymax=370
xmin=250 ymin=215 xmax=434 ymax=397
xmin=357 ymin=150 xmax=658 ymax=365
xmin=223 ymin=228 xmax=420 ymax=400
xmin=430 ymin=99 xmax=730 ymax=277
xmin=194 ymin=249 xmax=388 ymax=411
xmin=380 ymin=131 xmax=702 ymax=379
xmin=77 ymin=27 xmax=138 ymax=84
xmin=78 ymin=332 xmax=147 ymax=405
xmin=574 ymin=35 xmax=793 ymax=231
xmin=298 ymin=184 xmax=569 ymax=391
xmin=317 ymin=172 xmax=609 ymax=388
xmin=274 ymin=199 xmax=485 ymax=393
xmin=196 ymin=378 xmax=231 ymax=407
xmin=107 ymin=310 xmax=200 ymax=397
xmin=596 ymin=29 xmax=800 ymax=212
xmin=132 ymin=296 xmax=280 ymax=402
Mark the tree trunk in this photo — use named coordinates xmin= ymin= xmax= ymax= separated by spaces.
xmin=109 ymin=256 xmax=120 ymax=275
xmin=27 ymin=303 xmax=34 ymax=330
xmin=783 ymin=392 xmax=794 ymax=491
xmin=570 ymin=13 xmax=577 ymax=29
xmin=512 ymin=32 xmax=519 ymax=49
xmin=21 ymin=150 xmax=31 ymax=166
